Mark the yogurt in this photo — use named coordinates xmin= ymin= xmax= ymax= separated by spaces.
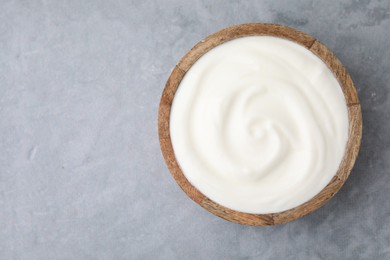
xmin=170 ymin=36 xmax=349 ymax=214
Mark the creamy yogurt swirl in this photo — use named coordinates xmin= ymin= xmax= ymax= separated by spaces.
xmin=170 ymin=36 xmax=348 ymax=214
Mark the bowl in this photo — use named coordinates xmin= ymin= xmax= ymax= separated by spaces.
xmin=158 ymin=23 xmax=362 ymax=225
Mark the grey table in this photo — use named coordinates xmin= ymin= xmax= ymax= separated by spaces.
xmin=0 ymin=0 xmax=389 ymax=259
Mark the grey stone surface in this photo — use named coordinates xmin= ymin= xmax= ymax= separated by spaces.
xmin=0 ymin=0 xmax=389 ymax=259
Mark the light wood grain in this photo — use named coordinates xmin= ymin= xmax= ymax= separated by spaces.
xmin=158 ymin=23 xmax=362 ymax=226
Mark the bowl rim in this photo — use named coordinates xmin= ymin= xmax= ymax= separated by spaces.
xmin=158 ymin=23 xmax=362 ymax=226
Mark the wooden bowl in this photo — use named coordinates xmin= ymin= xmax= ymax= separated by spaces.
xmin=158 ymin=23 xmax=362 ymax=226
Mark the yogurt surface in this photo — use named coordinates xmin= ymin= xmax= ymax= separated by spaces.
xmin=170 ymin=36 xmax=349 ymax=214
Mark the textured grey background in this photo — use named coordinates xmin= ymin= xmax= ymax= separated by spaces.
xmin=0 ymin=0 xmax=389 ymax=259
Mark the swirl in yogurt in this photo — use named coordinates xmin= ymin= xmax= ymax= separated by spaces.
xmin=170 ymin=36 xmax=348 ymax=214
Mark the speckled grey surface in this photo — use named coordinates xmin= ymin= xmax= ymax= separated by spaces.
xmin=0 ymin=0 xmax=389 ymax=259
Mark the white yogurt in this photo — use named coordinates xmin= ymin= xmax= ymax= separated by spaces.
xmin=170 ymin=36 xmax=349 ymax=214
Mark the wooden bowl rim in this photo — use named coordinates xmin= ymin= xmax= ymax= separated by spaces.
xmin=158 ymin=23 xmax=362 ymax=226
